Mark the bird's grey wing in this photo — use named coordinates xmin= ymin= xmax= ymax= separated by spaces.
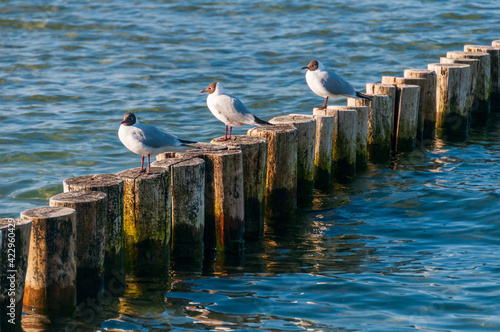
xmin=133 ymin=124 xmax=182 ymax=149
xmin=212 ymin=94 xmax=256 ymax=123
xmin=321 ymin=70 xmax=356 ymax=97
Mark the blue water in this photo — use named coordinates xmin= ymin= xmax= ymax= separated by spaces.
xmin=2 ymin=0 xmax=500 ymax=331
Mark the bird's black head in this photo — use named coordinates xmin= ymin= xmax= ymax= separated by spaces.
xmin=121 ymin=113 xmax=136 ymax=126
xmin=301 ymin=60 xmax=319 ymax=71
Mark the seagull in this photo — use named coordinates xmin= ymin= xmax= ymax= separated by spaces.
xmin=200 ymin=82 xmax=270 ymax=141
xmin=118 ymin=113 xmax=196 ymax=173
xmin=302 ymin=60 xmax=372 ymax=109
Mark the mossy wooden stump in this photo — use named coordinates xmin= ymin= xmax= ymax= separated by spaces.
xmin=151 ymin=157 xmax=205 ymax=260
xmin=49 ymin=191 xmax=107 ymax=303
xmin=269 ymin=115 xmax=316 ymax=205
xmin=209 ymin=135 xmax=268 ymax=241
xmin=21 ymin=207 xmax=76 ymax=316
xmin=464 ymin=44 xmax=500 ymax=112
xmin=248 ymin=124 xmax=298 ymax=219
xmin=349 ymin=94 xmax=392 ymax=162
xmin=366 ymin=84 xmax=397 ymax=142
xmin=447 ymin=51 xmax=491 ymax=115
xmin=382 ymin=76 xmax=426 ymax=146
xmin=0 ymin=218 xmax=32 ymax=328
xmin=116 ymin=167 xmax=171 ymax=275
xmin=403 ymin=69 xmax=438 ymax=139
xmin=63 ymin=174 xmax=124 ymax=283
xmin=311 ymin=110 xmax=335 ymax=188
xmin=186 ymin=149 xmax=245 ymax=253
xmin=323 ymin=106 xmax=357 ymax=179
xmin=428 ymin=63 xmax=471 ymax=138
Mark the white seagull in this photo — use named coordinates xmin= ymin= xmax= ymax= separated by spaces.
xmin=302 ymin=60 xmax=371 ymax=109
xmin=118 ymin=113 xmax=196 ymax=173
xmin=200 ymin=82 xmax=270 ymax=141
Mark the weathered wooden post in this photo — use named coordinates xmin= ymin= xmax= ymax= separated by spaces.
xmin=349 ymin=94 xmax=393 ymax=162
xmin=209 ymin=135 xmax=268 ymax=240
xmin=428 ymin=63 xmax=471 ymax=138
xmin=311 ymin=110 xmax=335 ymax=188
xmin=49 ymin=191 xmax=107 ymax=302
xmin=464 ymin=44 xmax=500 ymax=112
xmin=395 ymin=85 xmax=420 ymax=151
xmin=200 ymin=150 xmax=245 ymax=252
xmin=21 ymin=207 xmax=76 ymax=316
xmin=116 ymin=167 xmax=171 ymax=275
xmin=248 ymin=124 xmax=298 ymax=219
xmin=440 ymin=57 xmax=481 ymax=121
xmin=492 ymin=40 xmax=500 ymax=109
xmin=366 ymin=84 xmax=397 ymax=140
xmin=326 ymin=106 xmax=357 ymax=179
xmin=403 ymin=70 xmax=438 ymax=139
xmin=447 ymin=51 xmax=491 ymax=115
xmin=382 ymin=77 xmax=426 ymax=146
xmin=0 ymin=218 xmax=32 ymax=328
xmin=63 ymin=174 xmax=124 ymax=283
xmin=151 ymin=157 xmax=205 ymax=260
xmin=268 ymin=115 xmax=316 ymax=205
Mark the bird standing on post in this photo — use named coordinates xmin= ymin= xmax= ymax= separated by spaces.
xmin=302 ymin=60 xmax=371 ymax=109
xmin=200 ymin=82 xmax=271 ymax=141
xmin=118 ymin=113 xmax=196 ymax=173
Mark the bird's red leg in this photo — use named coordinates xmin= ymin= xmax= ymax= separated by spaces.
xmin=322 ymin=97 xmax=328 ymax=109
xmin=218 ymin=125 xmax=229 ymax=141
xmin=146 ymin=154 xmax=151 ymax=174
xmin=228 ymin=126 xmax=233 ymax=139
xmin=140 ymin=155 xmax=145 ymax=172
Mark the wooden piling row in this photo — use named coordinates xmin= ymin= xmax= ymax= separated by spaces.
xmin=5 ymin=40 xmax=500 ymax=322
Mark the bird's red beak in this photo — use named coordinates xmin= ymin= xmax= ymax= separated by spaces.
xmin=120 ymin=120 xmax=125 ymax=124
xmin=301 ymin=66 xmax=309 ymax=70
xmin=200 ymin=89 xmax=206 ymax=93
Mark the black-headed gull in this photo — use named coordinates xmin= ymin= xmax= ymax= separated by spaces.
xmin=118 ymin=113 xmax=196 ymax=173
xmin=200 ymin=82 xmax=270 ymax=141
xmin=302 ymin=60 xmax=371 ymax=109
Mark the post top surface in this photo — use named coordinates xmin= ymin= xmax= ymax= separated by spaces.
xmin=63 ymin=173 xmax=123 ymax=188
xmin=50 ymin=190 xmax=107 ymax=203
xmin=21 ymin=206 xmax=75 ymax=220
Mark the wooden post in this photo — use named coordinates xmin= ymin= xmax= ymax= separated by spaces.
xmin=21 ymin=207 xmax=77 ymax=316
xmin=116 ymin=167 xmax=171 ymax=275
xmin=209 ymin=135 xmax=268 ymax=240
xmin=403 ymin=70 xmax=438 ymax=140
xmin=63 ymin=174 xmax=124 ymax=283
xmin=382 ymin=77 xmax=427 ymax=146
xmin=199 ymin=150 xmax=245 ymax=252
xmin=440 ymin=57 xmax=481 ymax=121
xmin=151 ymin=157 xmax=205 ymax=260
xmin=366 ymin=84 xmax=397 ymax=141
xmin=464 ymin=44 xmax=500 ymax=112
xmin=348 ymin=94 xmax=392 ymax=162
xmin=268 ymin=115 xmax=316 ymax=205
xmin=311 ymin=110 xmax=335 ymax=188
xmin=324 ymin=106 xmax=357 ymax=179
xmin=49 ymin=191 xmax=107 ymax=302
xmin=354 ymin=106 xmax=369 ymax=170
xmin=0 ymin=218 xmax=32 ymax=328
xmin=428 ymin=63 xmax=471 ymax=137
xmin=447 ymin=51 xmax=491 ymax=115
xmin=395 ymin=85 xmax=420 ymax=151
xmin=248 ymin=124 xmax=298 ymax=219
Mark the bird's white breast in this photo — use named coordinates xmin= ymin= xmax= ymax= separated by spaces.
xmin=306 ymin=70 xmax=339 ymax=99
